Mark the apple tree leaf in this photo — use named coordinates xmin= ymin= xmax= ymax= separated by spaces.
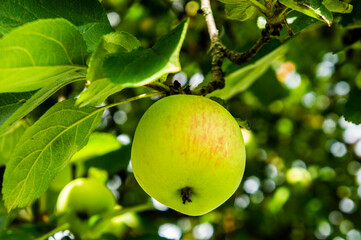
xmin=0 ymin=18 xmax=87 ymax=93
xmin=280 ymin=11 xmax=319 ymax=38
xmin=279 ymin=0 xmax=333 ymax=26
xmin=2 ymin=99 xmax=103 ymax=211
xmin=0 ymin=0 xmax=113 ymax=52
xmin=322 ymin=0 xmax=353 ymax=13
xmin=343 ymin=90 xmax=361 ymax=124
xmin=236 ymin=118 xmax=251 ymax=130
xmin=87 ymin=32 xmax=141 ymax=82
xmin=0 ymin=73 xmax=85 ymax=136
xmin=71 ymin=132 xmax=121 ymax=163
xmin=224 ymin=2 xmax=257 ymax=21
xmin=83 ymin=145 xmax=132 ymax=175
xmin=218 ymin=0 xmax=250 ymax=3
xmin=0 ymin=92 xmax=36 ymax=126
xmin=0 ymin=120 xmax=30 ymax=166
xmin=103 ymin=19 xmax=189 ymax=87
xmin=76 ymin=79 xmax=124 ymax=107
xmin=76 ymin=32 xmax=141 ymax=107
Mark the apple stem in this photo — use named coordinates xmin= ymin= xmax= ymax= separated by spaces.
xmin=181 ymin=187 xmax=192 ymax=204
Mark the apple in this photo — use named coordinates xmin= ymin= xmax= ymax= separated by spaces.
xmin=131 ymin=95 xmax=246 ymax=216
xmin=56 ymin=178 xmax=116 ymax=237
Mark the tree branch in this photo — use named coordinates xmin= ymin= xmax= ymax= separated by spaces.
xmin=224 ymin=23 xmax=282 ymax=65
xmin=196 ymin=0 xmax=226 ymax=95
xmin=201 ymin=0 xmax=219 ymax=42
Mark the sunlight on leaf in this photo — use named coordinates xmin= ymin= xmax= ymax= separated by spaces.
xmin=2 ymin=99 xmax=103 ymax=211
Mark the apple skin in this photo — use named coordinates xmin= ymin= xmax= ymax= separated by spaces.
xmin=131 ymin=95 xmax=246 ymax=216
xmin=56 ymin=178 xmax=116 ymax=236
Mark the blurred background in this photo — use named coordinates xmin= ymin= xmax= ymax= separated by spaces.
xmin=1 ymin=0 xmax=361 ymax=239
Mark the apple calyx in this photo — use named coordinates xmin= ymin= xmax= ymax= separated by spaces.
xmin=181 ymin=187 xmax=192 ymax=204
xmin=77 ymin=211 xmax=90 ymax=221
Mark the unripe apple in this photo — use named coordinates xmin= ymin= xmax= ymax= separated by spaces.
xmin=56 ymin=178 xmax=116 ymax=236
xmin=131 ymin=95 xmax=246 ymax=216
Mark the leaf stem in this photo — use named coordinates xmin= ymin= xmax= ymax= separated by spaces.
xmin=35 ymin=222 xmax=70 ymax=240
xmin=249 ymin=0 xmax=268 ymax=13
xmin=100 ymin=92 xmax=164 ymax=111
xmin=145 ymin=81 xmax=171 ymax=92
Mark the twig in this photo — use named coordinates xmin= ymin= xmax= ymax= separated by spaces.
xmin=201 ymin=0 xmax=219 ymax=42
xmin=102 ymin=92 xmax=164 ymax=110
xmin=224 ymin=23 xmax=282 ymax=65
xmin=145 ymin=81 xmax=170 ymax=93
xmin=197 ymin=0 xmax=226 ymax=95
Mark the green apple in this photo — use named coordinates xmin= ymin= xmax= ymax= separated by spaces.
xmin=131 ymin=95 xmax=246 ymax=216
xmin=56 ymin=178 xmax=116 ymax=237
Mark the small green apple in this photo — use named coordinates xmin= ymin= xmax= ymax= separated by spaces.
xmin=131 ymin=95 xmax=246 ymax=216
xmin=56 ymin=178 xmax=116 ymax=237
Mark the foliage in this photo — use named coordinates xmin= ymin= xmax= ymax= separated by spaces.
xmin=0 ymin=0 xmax=360 ymax=239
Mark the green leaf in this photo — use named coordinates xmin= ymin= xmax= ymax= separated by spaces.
xmin=224 ymin=2 xmax=257 ymax=21
xmin=280 ymin=11 xmax=319 ymax=38
xmin=0 ymin=91 xmax=36 ymax=126
xmin=0 ymin=120 xmax=30 ymax=165
xmin=103 ymin=19 xmax=189 ymax=87
xmin=0 ymin=18 xmax=87 ymax=93
xmin=211 ymin=42 xmax=288 ymax=99
xmin=71 ymin=132 xmax=121 ymax=163
xmin=0 ymin=73 xmax=85 ymax=136
xmin=322 ymin=0 xmax=353 ymax=13
xmin=0 ymin=0 xmax=113 ymax=52
xmin=280 ymin=0 xmax=333 ymax=26
xmin=343 ymin=90 xmax=361 ymax=124
xmin=218 ymin=0 xmax=250 ymax=3
xmin=236 ymin=118 xmax=251 ymax=130
xmin=84 ymin=145 xmax=132 ymax=175
xmin=76 ymin=31 xmax=141 ymax=107
xmin=77 ymin=79 xmax=124 ymax=107
xmin=77 ymin=23 xmax=114 ymax=53
xmin=210 ymin=96 xmax=229 ymax=109
xmin=2 ymin=99 xmax=103 ymax=211
xmin=88 ymin=32 xmax=141 ymax=82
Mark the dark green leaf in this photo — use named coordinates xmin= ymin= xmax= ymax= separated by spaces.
xmin=84 ymin=145 xmax=132 ymax=175
xmin=2 ymin=99 xmax=103 ymax=211
xmin=280 ymin=0 xmax=333 ymax=26
xmin=0 ymin=0 xmax=113 ymax=52
xmin=236 ymin=118 xmax=251 ymax=130
xmin=210 ymin=96 xmax=229 ymax=109
xmin=224 ymin=2 xmax=257 ymax=21
xmin=0 ymin=73 xmax=85 ymax=135
xmin=103 ymin=19 xmax=189 ymax=87
xmin=322 ymin=0 xmax=353 ymax=13
xmin=0 ymin=19 xmax=87 ymax=92
xmin=280 ymin=11 xmax=319 ymax=38
xmin=344 ymin=90 xmax=361 ymax=124
xmin=0 ymin=91 xmax=36 ymax=126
